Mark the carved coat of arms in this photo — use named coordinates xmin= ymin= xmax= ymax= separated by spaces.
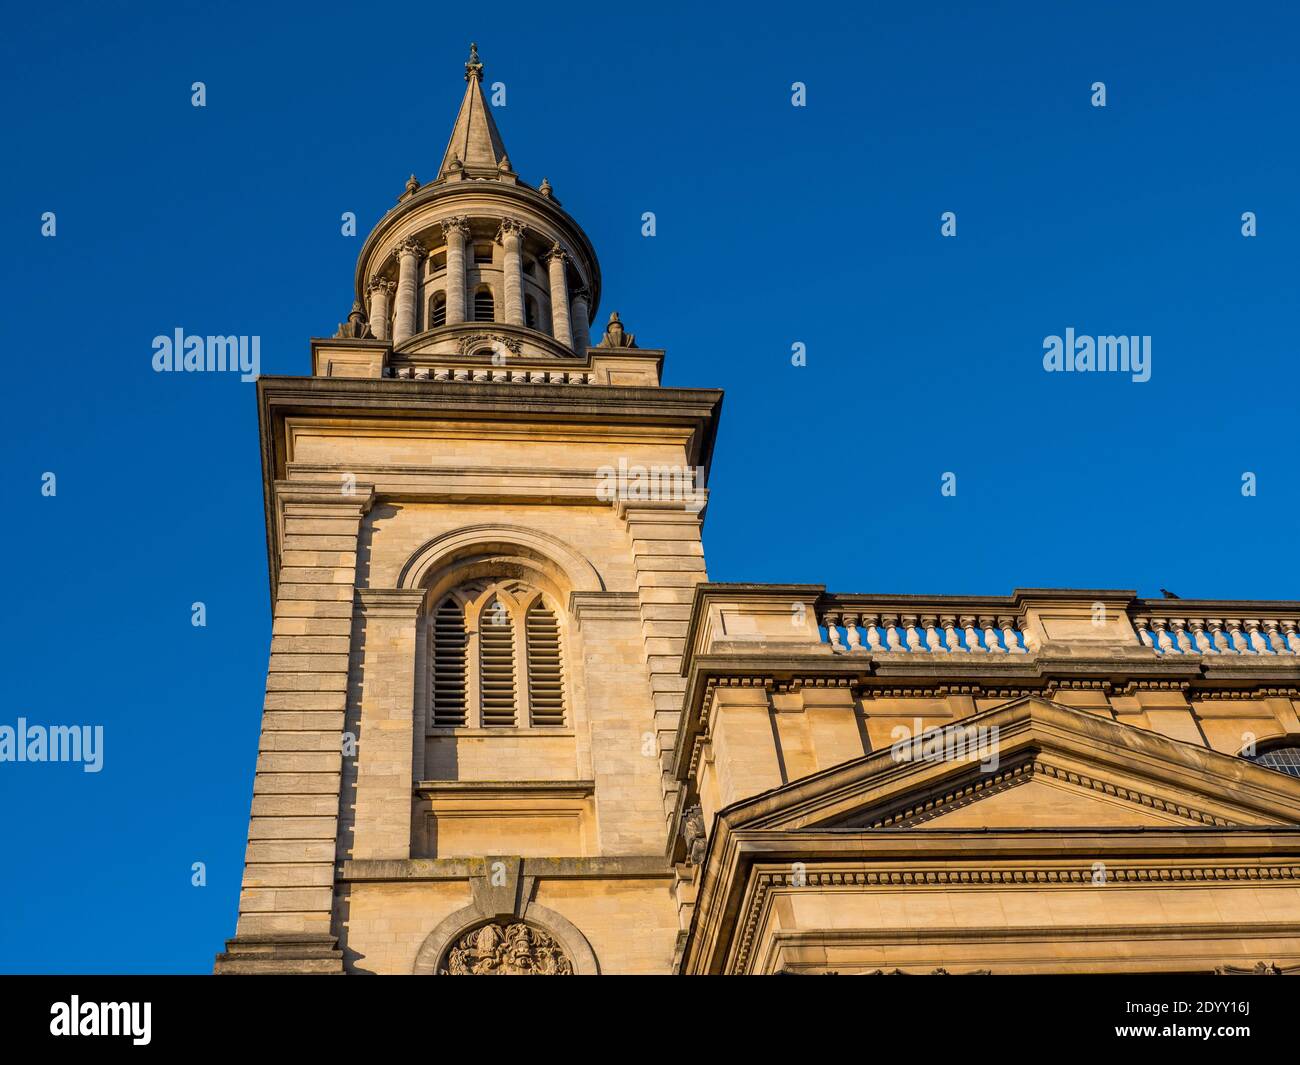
xmin=441 ymin=922 xmax=573 ymax=976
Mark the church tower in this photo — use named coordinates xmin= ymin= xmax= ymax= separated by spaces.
xmin=215 ymin=46 xmax=721 ymax=974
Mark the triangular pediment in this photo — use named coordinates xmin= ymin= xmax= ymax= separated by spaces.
xmin=721 ymin=696 xmax=1300 ymax=834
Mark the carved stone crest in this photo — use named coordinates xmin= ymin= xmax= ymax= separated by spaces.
xmin=459 ymin=333 xmax=521 ymax=356
xmin=440 ymin=922 xmax=573 ymax=976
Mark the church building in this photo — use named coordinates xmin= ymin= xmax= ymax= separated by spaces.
xmin=215 ymin=47 xmax=1300 ymax=975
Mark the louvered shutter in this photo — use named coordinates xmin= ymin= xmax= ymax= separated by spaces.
xmin=526 ymin=601 xmax=565 ymax=726
xmin=479 ymin=597 xmax=517 ymax=726
xmin=431 ymin=598 xmax=468 ymax=727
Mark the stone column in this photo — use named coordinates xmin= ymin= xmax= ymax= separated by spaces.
xmin=571 ymin=287 xmax=591 ymax=355
xmin=546 ymin=243 xmax=572 ymax=348
xmin=497 ymin=218 xmax=526 ymax=326
xmin=367 ymin=277 xmax=394 ymax=341
xmin=392 ymin=237 xmax=425 ymax=344
xmin=441 ymin=216 xmax=469 ymax=325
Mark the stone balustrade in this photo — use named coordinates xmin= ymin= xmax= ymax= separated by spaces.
xmin=820 ymin=605 xmax=1031 ymax=655
xmin=1132 ymin=611 xmax=1300 ymax=656
xmin=383 ymin=366 xmax=593 ymax=384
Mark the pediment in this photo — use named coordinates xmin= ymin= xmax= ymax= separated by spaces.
xmin=721 ymin=697 xmax=1300 ymax=834
xmin=832 ymin=757 xmax=1213 ymax=829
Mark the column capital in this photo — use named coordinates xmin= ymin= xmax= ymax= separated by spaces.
xmin=440 ymin=215 xmax=471 ymax=238
xmin=394 ymin=236 xmax=426 ymax=260
xmin=545 ymin=242 xmax=568 ymax=265
xmin=367 ymin=276 xmax=395 ymax=295
xmin=571 ymin=285 xmax=592 ymax=304
xmin=495 ymin=217 xmax=527 ymax=242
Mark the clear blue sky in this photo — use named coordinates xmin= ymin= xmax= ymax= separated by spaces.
xmin=3 ymin=1 xmax=1297 ymax=973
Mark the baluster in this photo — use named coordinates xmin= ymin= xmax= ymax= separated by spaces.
xmin=1282 ymin=621 xmax=1300 ymax=656
xmin=1189 ymin=619 xmax=1217 ymax=654
xmin=1000 ymin=616 xmax=1027 ymax=654
xmin=1245 ymin=619 xmax=1273 ymax=654
xmin=1206 ymin=618 xmax=1234 ymax=654
xmin=1151 ymin=619 xmax=1180 ymax=655
xmin=1171 ymin=619 xmax=1196 ymax=654
xmin=980 ymin=616 xmax=1006 ymax=654
xmin=960 ymin=615 xmax=986 ymax=654
xmin=941 ymin=615 xmax=964 ymax=652
xmin=883 ymin=614 xmax=905 ymax=653
xmin=902 ymin=615 xmax=925 ymax=652
xmin=843 ymin=613 xmax=863 ymax=651
xmin=863 ymin=615 xmax=885 ymax=654
xmin=824 ymin=611 xmax=844 ymax=651
xmin=1226 ymin=619 xmax=1255 ymax=654
xmin=1134 ymin=617 xmax=1156 ymax=651
xmin=1263 ymin=620 xmax=1293 ymax=655
xmin=922 ymin=615 xmax=947 ymax=653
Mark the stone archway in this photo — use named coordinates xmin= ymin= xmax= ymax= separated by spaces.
xmin=413 ymin=901 xmax=599 ymax=975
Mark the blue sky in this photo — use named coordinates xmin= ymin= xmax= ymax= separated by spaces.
xmin=2 ymin=1 xmax=1297 ymax=972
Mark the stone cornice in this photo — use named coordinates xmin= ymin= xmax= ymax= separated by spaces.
xmin=339 ymin=855 xmax=670 ymax=883
xmin=256 ymin=375 xmax=722 ymax=609
xmin=354 ymin=587 xmax=426 ymax=617
xmin=568 ymin=591 xmax=641 ymax=627
xmin=415 ymin=779 xmax=595 ymax=798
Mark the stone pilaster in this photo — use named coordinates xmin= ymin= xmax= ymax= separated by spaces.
xmin=214 ymin=482 xmax=374 ymax=974
xmin=391 ymin=238 xmax=425 ymax=343
xmin=546 ymin=244 xmax=572 ymax=348
xmin=617 ymin=502 xmax=709 ymax=827
xmin=497 ymin=218 xmax=526 ymax=326
xmin=349 ymin=588 xmax=427 ymax=861
xmin=366 ymin=277 xmax=393 ymax=341
xmin=442 ymin=216 xmax=469 ymax=326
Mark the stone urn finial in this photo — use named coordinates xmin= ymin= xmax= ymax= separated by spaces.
xmin=597 ymin=311 xmax=636 ymax=349
xmin=465 ymin=41 xmax=483 ymax=81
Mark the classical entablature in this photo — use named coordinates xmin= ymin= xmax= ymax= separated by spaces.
xmin=668 ymin=585 xmax=1300 ymax=975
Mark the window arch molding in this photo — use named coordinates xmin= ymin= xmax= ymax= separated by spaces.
xmin=396 ymin=523 xmax=605 ymax=597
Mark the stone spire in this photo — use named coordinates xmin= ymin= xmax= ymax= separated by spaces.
xmin=438 ymin=43 xmax=509 ymax=178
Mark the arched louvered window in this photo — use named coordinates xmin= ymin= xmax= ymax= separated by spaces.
xmin=473 ymin=287 xmax=495 ymax=322
xmin=526 ymin=602 xmax=565 ymax=726
xmin=431 ymin=598 xmax=468 ymax=726
xmin=478 ymin=596 xmax=517 ymax=726
xmin=429 ymin=291 xmax=447 ymax=328
xmin=428 ymin=581 xmax=569 ymax=732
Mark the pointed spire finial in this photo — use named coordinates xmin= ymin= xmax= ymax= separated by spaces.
xmin=465 ymin=42 xmax=483 ymax=81
xmin=440 ymin=46 xmax=508 ymax=177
